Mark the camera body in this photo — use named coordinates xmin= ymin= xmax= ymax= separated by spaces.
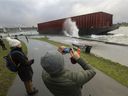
xmin=63 ymin=47 xmax=77 ymax=64
xmin=63 ymin=48 xmax=72 ymax=54
xmin=62 ymin=47 xmax=80 ymax=64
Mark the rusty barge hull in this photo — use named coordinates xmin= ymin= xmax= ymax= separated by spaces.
xmin=38 ymin=12 xmax=116 ymax=35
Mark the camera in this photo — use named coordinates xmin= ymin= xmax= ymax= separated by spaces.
xmin=62 ymin=48 xmax=72 ymax=54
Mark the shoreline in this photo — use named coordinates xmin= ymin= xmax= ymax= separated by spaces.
xmin=73 ymin=37 xmax=128 ymax=46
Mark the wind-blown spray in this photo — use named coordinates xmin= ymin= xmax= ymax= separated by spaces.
xmin=63 ymin=18 xmax=79 ymax=37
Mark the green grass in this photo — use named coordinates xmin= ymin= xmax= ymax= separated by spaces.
xmin=0 ymin=40 xmax=27 ymax=96
xmin=35 ymin=37 xmax=128 ymax=87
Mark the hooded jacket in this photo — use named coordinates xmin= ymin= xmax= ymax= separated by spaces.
xmin=6 ymin=37 xmax=33 ymax=81
xmin=11 ymin=47 xmax=33 ymax=81
xmin=41 ymin=51 xmax=96 ymax=96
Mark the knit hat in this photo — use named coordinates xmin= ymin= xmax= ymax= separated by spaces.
xmin=41 ymin=51 xmax=64 ymax=75
xmin=6 ymin=37 xmax=21 ymax=47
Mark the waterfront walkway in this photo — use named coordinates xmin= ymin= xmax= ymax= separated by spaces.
xmin=7 ymin=38 xmax=128 ymax=96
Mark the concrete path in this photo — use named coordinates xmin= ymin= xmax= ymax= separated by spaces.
xmin=7 ymin=38 xmax=128 ymax=96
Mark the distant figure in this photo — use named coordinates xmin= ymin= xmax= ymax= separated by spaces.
xmin=6 ymin=37 xmax=38 ymax=96
xmin=0 ymin=38 xmax=7 ymax=50
xmin=25 ymin=35 xmax=29 ymax=43
xmin=0 ymin=35 xmax=2 ymax=38
xmin=41 ymin=47 xmax=96 ymax=96
xmin=14 ymin=35 xmax=19 ymax=40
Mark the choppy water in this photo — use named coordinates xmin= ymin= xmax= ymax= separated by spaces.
xmin=1 ymin=27 xmax=128 ymax=45
xmin=87 ymin=27 xmax=128 ymax=45
xmin=0 ymin=30 xmax=39 ymax=37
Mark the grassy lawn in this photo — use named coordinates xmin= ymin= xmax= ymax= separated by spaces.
xmin=0 ymin=40 xmax=27 ymax=96
xmin=35 ymin=37 xmax=128 ymax=88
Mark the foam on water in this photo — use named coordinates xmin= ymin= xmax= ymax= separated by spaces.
xmin=90 ymin=27 xmax=128 ymax=44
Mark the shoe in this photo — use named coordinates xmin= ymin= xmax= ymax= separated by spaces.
xmin=27 ymin=88 xmax=38 ymax=96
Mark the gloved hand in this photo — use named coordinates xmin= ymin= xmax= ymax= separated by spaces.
xmin=70 ymin=57 xmax=77 ymax=64
xmin=70 ymin=49 xmax=80 ymax=64
xmin=28 ymin=59 xmax=34 ymax=65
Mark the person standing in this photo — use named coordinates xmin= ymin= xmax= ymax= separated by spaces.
xmin=0 ymin=36 xmax=7 ymax=50
xmin=25 ymin=35 xmax=29 ymax=43
xmin=41 ymin=47 xmax=96 ymax=96
xmin=6 ymin=37 xmax=38 ymax=96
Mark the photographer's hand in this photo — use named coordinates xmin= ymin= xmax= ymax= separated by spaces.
xmin=57 ymin=46 xmax=66 ymax=54
xmin=70 ymin=48 xmax=80 ymax=60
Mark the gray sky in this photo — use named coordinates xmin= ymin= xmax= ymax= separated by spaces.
xmin=0 ymin=0 xmax=128 ymax=27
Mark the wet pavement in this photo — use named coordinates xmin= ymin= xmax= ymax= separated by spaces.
xmin=7 ymin=37 xmax=128 ymax=96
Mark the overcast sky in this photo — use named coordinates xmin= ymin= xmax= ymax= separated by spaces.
xmin=0 ymin=0 xmax=128 ymax=27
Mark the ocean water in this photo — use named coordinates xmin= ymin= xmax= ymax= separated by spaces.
xmin=0 ymin=30 xmax=39 ymax=37
xmin=86 ymin=27 xmax=128 ymax=45
xmin=1 ymin=27 xmax=128 ymax=45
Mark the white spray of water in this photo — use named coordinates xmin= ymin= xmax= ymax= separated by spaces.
xmin=63 ymin=18 xmax=79 ymax=37
xmin=91 ymin=34 xmax=98 ymax=39
xmin=113 ymin=33 xmax=125 ymax=37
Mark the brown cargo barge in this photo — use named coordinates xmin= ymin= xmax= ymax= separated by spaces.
xmin=38 ymin=12 xmax=118 ymax=36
